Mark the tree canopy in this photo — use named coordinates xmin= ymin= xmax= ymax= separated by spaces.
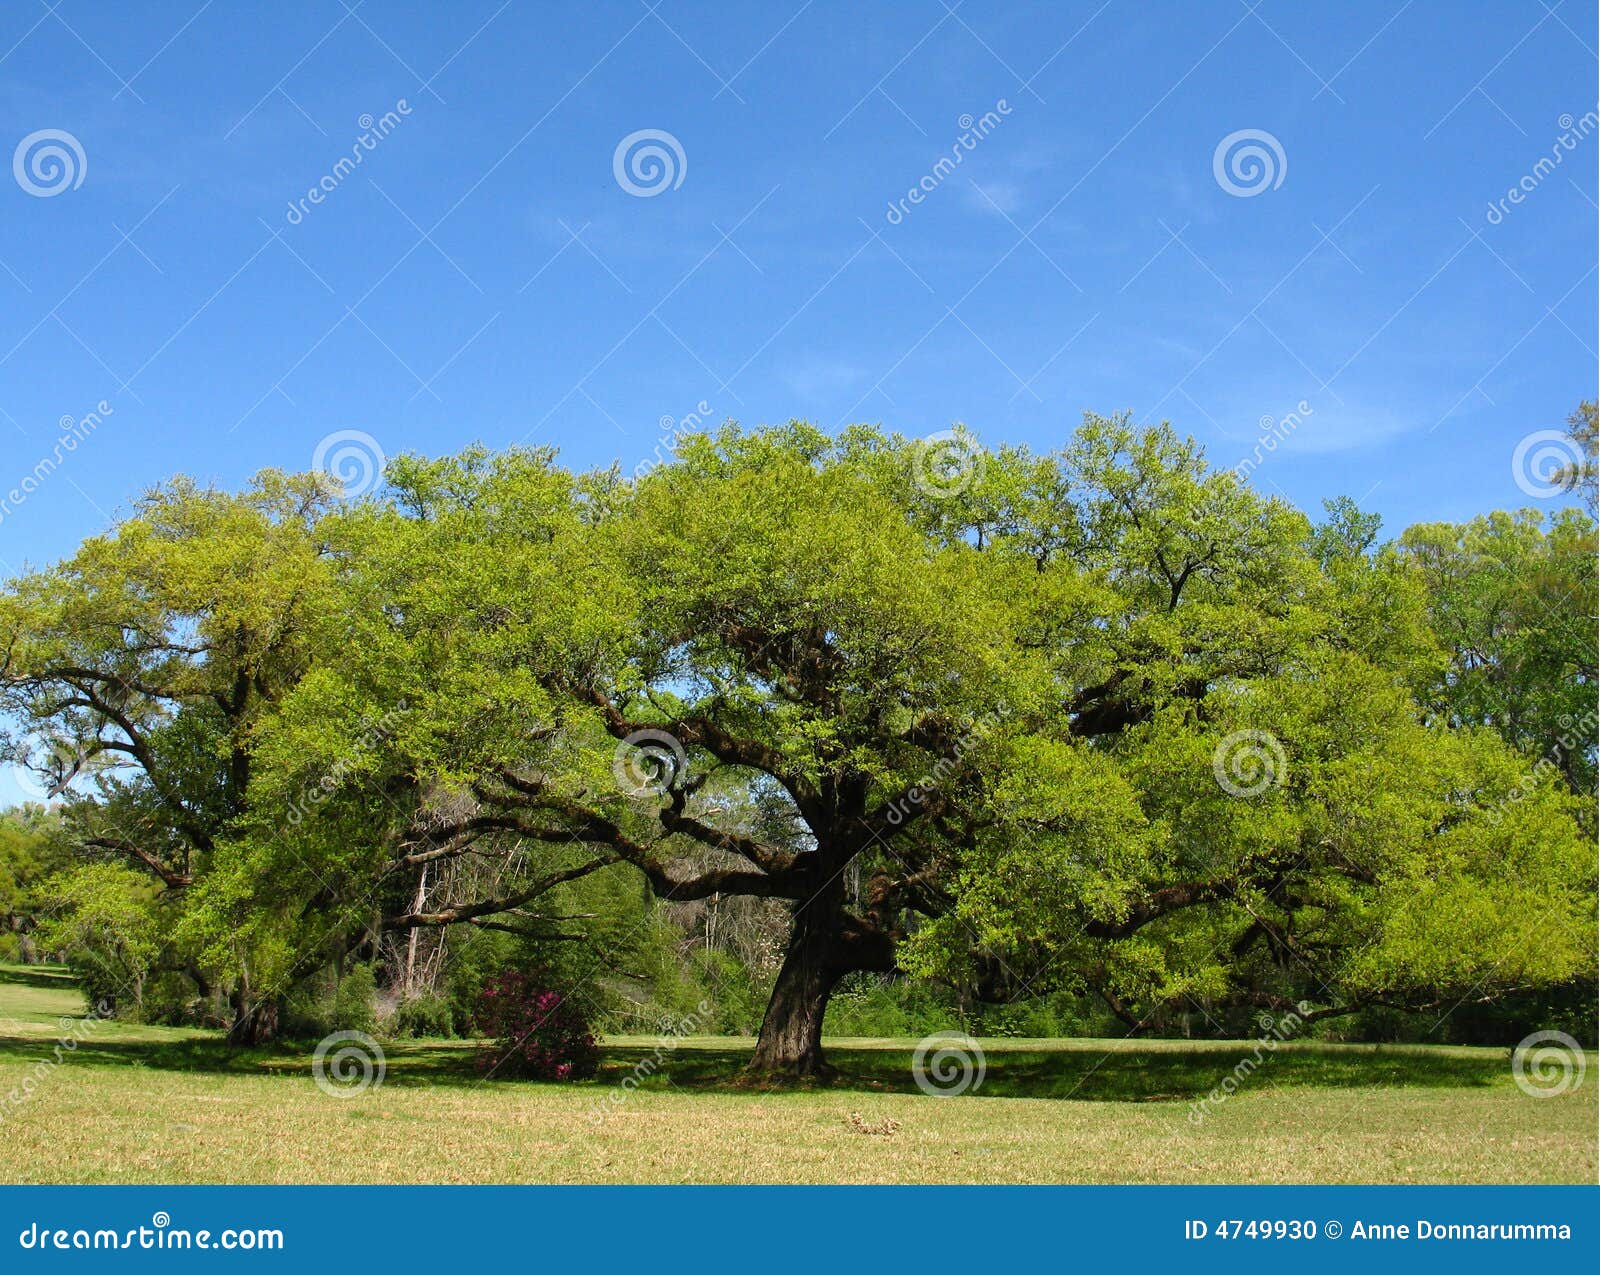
xmin=2 ymin=413 xmax=1593 ymax=1075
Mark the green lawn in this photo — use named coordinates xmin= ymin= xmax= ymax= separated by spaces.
xmin=0 ymin=966 xmax=1592 ymax=1184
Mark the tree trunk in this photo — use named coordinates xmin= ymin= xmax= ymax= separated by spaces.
xmin=403 ymin=864 xmax=428 ymax=995
xmin=227 ymin=999 xmax=279 ymax=1046
xmin=750 ymin=897 xmax=843 ymax=1079
xmin=749 ymin=851 xmax=903 ymax=1081
xmin=226 ymin=973 xmax=280 ymax=1046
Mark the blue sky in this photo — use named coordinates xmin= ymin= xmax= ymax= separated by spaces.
xmin=0 ymin=0 xmax=1594 ymax=580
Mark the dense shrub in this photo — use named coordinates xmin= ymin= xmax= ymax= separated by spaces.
xmin=283 ymin=964 xmax=379 ymax=1039
xmin=683 ymin=948 xmax=767 ymax=1034
xmin=822 ymin=975 xmax=1113 ymax=1039
xmin=824 ymin=973 xmax=962 ymax=1037
xmin=390 ymin=992 xmax=453 ymax=1039
xmin=140 ymin=968 xmax=222 ymax=1027
xmin=969 ymin=994 xmax=1112 ymax=1039
xmin=443 ymin=928 xmax=518 ymax=1034
xmin=616 ymin=939 xmax=766 ymax=1035
xmin=473 ymin=968 xmax=600 ymax=1081
xmin=1342 ymin=978 xmax=1599 ymax=1048
xmin=332 ymin=965 xmax=378 ymax=1034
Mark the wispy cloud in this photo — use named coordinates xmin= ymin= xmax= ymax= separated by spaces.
xmin=963 ymin=179 xmax=1024 ymax=217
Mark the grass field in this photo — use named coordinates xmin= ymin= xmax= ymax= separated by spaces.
xmin=0 ymin=966 xmax=1593 ymax=1185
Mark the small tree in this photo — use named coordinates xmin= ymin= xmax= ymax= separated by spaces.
xmin=36 ymin=863 xmax=161 ymax=1015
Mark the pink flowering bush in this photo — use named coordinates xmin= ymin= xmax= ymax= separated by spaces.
xmin=473 ymin=969 xmax=600 ymax=1081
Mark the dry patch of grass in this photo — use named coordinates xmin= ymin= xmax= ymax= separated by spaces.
xmin=1 ymin=968 xmax=1592 ymax=1185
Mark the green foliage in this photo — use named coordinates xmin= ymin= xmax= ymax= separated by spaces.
xmin=282 ymin=965 xmax=378 ymax=1040
xmin=33 ymin=863 xmax=162 ymax=1015
xmin=139 ymin=968 xmax=216 ymax=1028
xmin=389 ymin=993 xmax=454 ymax=1039
xmin=333 ymin=965 xmax=379 ymax=1035
xmin=0 ymin=472 xmax=342 ymax=1029
xmin=1555 ymin=399 xmax=1597 ymax=514
xmin=1399 ymin=507 xmax=1598 ymax=795
xmin=440 ymin=928 xmax=519 ymax=1035
xmin=0 ymin=808 xmax=72 ymax=961
xmin=824 ymin=974 xmax=962 ymax=1037
xmin=2 ymin=412 xmax=1593 ymax=1056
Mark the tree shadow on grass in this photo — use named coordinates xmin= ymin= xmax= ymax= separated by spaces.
xmin=0 ymin=964 xmax=79 ymax=991
xmin=0 ymin=1018 xmax=1511 ymax=1102
xmin=0 ymin=1029 xmax=484 ymax=1087
xmin=595 ymin=1040 xmax=1510 ymax=1101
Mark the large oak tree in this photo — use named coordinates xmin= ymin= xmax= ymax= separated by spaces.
xmin=5 ymin=417 xmax=1592 ymax=1076
xmin=237 ymin=417 xmax=1593 ymax=1074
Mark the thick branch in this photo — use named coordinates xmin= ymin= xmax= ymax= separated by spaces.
xmin=1082 ymin=880 xmax=1234 ymax=939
